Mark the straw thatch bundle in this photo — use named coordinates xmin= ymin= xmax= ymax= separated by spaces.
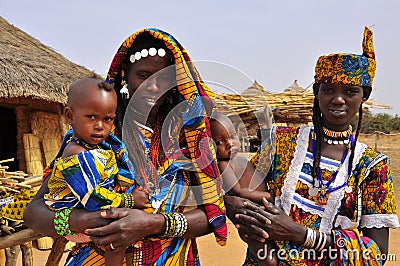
xmin=214 ymin=90 xmax=391 ymax=129
xmin=0 ymin=16 xmax=96 ymax=104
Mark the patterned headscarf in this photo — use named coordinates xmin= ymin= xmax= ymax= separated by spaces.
xmin=314 ymin=27 xmax=376 ymax=86
xmin=106 ymin=28 xmax=227 ymax=245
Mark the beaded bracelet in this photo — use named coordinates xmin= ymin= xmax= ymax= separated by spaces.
xmin=123 ymin=194 xmax=135 ymax=208
xmin=54 ymin=208 xmax=77 ymax=236
xmin=162 ymin=213 xmax=188 ymax=238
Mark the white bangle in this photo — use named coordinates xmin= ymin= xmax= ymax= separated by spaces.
xmin=311 ymin=229 xmax=317 ymax=248
xmin=314 ymin=231 xmax=323 ymax=251
xmin=303 ymin=228 xmax=317 ymax=248
xmin=303 ymin=228 xmax=312 ymax=247
xmin=315 ymin=232 xmax=327 ymax=252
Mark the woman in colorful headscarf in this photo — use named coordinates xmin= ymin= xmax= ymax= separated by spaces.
xmin=225 ymin=27 xmax=399 ymax=265
xmin=24 ymin=28 xmax=227 ymax=265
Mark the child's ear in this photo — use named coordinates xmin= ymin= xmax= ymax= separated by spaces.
xmin=64 ymin=107 xmax=73 ymax=125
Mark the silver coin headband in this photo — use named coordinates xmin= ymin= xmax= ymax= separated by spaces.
xmin=129 ymin=48 xmax=166 ymax=64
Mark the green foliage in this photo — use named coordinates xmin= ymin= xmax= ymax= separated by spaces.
xmin=351 ymin=111 xmax=400 ymax=133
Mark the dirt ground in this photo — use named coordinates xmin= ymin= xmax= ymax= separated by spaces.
xmin=14 ymin=134 xmax=400 ymax=265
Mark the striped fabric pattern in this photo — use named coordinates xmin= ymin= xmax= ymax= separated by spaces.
xmin=45 ymin=130 xmax=136 ymax=212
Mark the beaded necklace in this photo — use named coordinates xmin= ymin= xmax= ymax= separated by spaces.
xmin=67 ymin=135 xmax=101 ymax=150
xmin=309 ymin=129 xmax=354 ymax=205
xmin=322 ymin=126 xmax=352 ymax=145
xmin=133 ymin=120 xmax=160 ymax=197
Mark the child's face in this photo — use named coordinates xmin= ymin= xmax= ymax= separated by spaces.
xmin=211 ymin=119 xmax=240 ymax=160
xmin=66 ymin=87 xmax=117 ymax=145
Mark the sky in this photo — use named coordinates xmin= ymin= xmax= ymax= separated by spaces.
xmin=1 ymin=0 xmax=399 ymax=115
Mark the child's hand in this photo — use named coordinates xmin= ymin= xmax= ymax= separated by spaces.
xmin=131 ymin=187 xmax=150 ymax=209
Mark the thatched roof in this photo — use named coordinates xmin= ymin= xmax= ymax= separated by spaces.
xmin=284 ymin=80 xmax=306 ymax=92
xmin=242 ymin=81 xmax=270 ymax=96
xmin=0 ymin=16 xmax=96 ymax=104
xmin=215 ymin=90 xmax=392 ymax=129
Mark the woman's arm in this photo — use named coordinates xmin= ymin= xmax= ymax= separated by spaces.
xmin=24 ymin=178 xmax=58 ymax=237
xmin=24 ymin=178 xmax=111 ymax=237
xmin=85 ymin=206 xmax=211 ymax=253
xmin=226 ymin=195 xmax=335 ymax=249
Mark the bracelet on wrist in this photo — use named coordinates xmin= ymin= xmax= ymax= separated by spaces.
xmin=161 ymin=212 xmax=188 ymax=238
xmin=123 ymin=194 xmax=135 ymax=208
xmin=54 ymin=208 xmax=77 ymax=236
xmin=302 ymin=228 xmax=327 ymax=252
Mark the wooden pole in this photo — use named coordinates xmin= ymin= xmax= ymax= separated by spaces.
xmin=45 ymin=237 xmax=68 ymax=266
xmin=0 ymin=229 xmax=42 ymax=250
xmin=19 ymin=176 xmax=42 ymax=187
xmin=0 ymin=159 xmax=14 ymax=164
xmin=20 ymin=242 xmax=33 ymax=266
xmin=5 ymin=246 xmax=20 ymax=266
xmin=0 ymin=249 xmax=5 ymax=266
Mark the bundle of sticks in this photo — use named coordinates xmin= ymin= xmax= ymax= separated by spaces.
xmin=1 ymin=158 xmax=42 ymax=237
xmin=0 ymin=158 xmax=42 ymax=194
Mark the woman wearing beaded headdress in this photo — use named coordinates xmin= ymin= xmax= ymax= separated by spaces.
xmin=24 ymin=28 xmax=227 ymax=265
xmin=225 ymin=27 xmax=399 ymax=265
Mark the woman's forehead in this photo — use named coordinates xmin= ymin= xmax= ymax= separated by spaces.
xmin=319 ymin=83 xmax=362 ymax=90
xmin=130 ymin=56 xmax=172 ymax=72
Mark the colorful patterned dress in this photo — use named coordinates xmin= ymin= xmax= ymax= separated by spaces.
xmin=248 ymin=126 xmax=399 ymax=265
xmin=50 ymin=28 xmax=227 ymax=266
xmin=44 ymin=130 xmax=135 ymax=212
xmin=61 ymin=118 xmax=225 ymax=266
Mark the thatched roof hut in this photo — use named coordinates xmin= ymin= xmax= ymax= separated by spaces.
xmin=214 ymin=81 xmax=392 ymax=151
xmin=0 ymin=16 xmax=95 ymax=104
xmin=215 ymin=81 xmax=391 ymax=128
xmin=284 ymin=79 xmax=306 ymax=92
xmin=0 ymin=16 xmax=96 ymax=174
xmin=241 ymin=80 xmax=270 ymax=96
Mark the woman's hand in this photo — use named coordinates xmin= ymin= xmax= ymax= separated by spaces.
xmin=224 ymin=195 xmax=270 ymax=243
xmin=237 ymin=198 xmax=307 ymax=245
xmin=85 ymin=208 xmax=164 ymax=253
xmin=69 ymin=209 xmax=111 ymax=234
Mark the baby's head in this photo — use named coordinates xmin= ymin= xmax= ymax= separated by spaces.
xmin=210 ymin=112 xmax=240 ymax=160
xmin=65 ymin=77 xmax=117 ymax=145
